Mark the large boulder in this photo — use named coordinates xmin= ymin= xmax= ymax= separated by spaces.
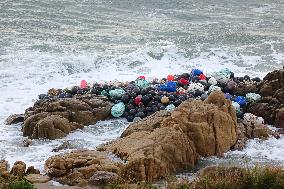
xmin=98 ymin=127 xmax=198 ymax=182
xmin=161 ymin=91 xmax=238 ymax=157
xmin=246 ymin=68 xmax=284 ymax=127
xmin=45 ymin=91 xmax=238 ymax=185
xmin=10 ymin=161 xmax=26 ymax=177
xmin=22 ymin=95 xmax=113 ymax=139
xmin=45 ymin=150 xmax=122 ymax=186
xmin=120 ymin=110 xmax=171 ymax=138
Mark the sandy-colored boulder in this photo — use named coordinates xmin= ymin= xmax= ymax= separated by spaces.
xmin=99 ymin=127 xmax=197 ymax=182
xmin=121 ymin=110 xmax=170 ymax=138
xmin=22 ymin=95 xmax=113 ymax=139
xmin=45 ymin=150 xmax=122 ymax=186
xmin=161 ymin=91 xmax=238 ymax=157
xmin=10 ymin=161 xmax=26 ymax=177
xmin=31 ymin=115 xmax=83 ymax=139
xmin=88 ymin=171 xmax=118 ymax=186
xmin=25 ymin=174 xmax=50 ymax=183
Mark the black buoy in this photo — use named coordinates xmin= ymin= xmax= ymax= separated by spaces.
xmin=194 ymin=90 xmax=203 ymax=97
xmin=141 ymin=95 xmax=150 ymax=104
xmin=149 ymin=90 xmax=156 ymax=96
xmin=252 ymin=77 xmax=261 ymax=82
xmin=65 ymin=93 xmax=72 ymax=98
xmin=126 ymin=115 xmax=134 ymax=122
xmin=135 ymin=112 xmax=145 ymax=119
xmin=174 ymin=100 xmax=182 ymax=107
xmin=141 ymin=89 xmax=148 ymax=95
xmin=159 ymin=105 xmax=165 ymax=110
xmin=168 ymin=95 xmax=175 ymax=101
xmin=71 ymin=86 xmax=79 ymax=95
xmin=38 ymin=94 xmax=48 ymax=100
xmin=121 ymin=94 xmax=130 ymax=103
xmin=126 ymin=104 xmax=135 ymax=111
xmin=244 ymin=75 xmax=250 ymax=81
xmin=129 ymin=109 xmax=137 ymax=115
xmin=152 ymin=105 xmax=158 ymax=113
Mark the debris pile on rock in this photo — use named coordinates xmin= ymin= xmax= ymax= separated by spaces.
xmin=35 ymin=68 xmax=264 ymax=122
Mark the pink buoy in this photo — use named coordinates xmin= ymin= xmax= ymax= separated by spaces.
xmin=80 ymin=80 xmax=87 ymax=89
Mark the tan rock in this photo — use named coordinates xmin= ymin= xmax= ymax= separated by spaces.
xmin=88 ymin=171 xmax=118 ymax=186
xmin=10 ymin=161 xmax=26 ymax=177
xmin=0 ymin=160 xmax=10 ymax=177
xmin=32 ymin=115 xmax=83 ymax=139
xmin=99 ymin=127 xmax=197 ymax=182
xmin=22 ymin=95 xmax=113 ymax=139
xmin=45 ymin=150 xmax=122 ymax=185
xmin=121 ymin=110 xmax=170 ymax=138
xmin=161 ymin=91 xmax=238 ymax=157
xmin=25 ymin=174 xmax=50 ymax=183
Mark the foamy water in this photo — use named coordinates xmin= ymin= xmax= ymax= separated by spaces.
xmin=0 ymin=0 xmax=283 ymax=172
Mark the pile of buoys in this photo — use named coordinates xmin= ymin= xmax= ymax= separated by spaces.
xmin=38 ymin=68 xmax=263 ymax=122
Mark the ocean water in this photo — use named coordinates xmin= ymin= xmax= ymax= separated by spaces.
xmin=0 ymin=0 xmax=283 ymax=172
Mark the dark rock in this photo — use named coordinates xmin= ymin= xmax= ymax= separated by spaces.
xmin=5 ymin=114 xmax=24 ymax=125
xmin=26 ymin=166 xmax=40 ymax=175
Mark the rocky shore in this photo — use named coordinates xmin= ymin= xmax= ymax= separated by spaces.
xmin=2 ymin=67 xmax=284 ymax=188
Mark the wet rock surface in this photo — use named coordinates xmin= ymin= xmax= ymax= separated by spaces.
xmin=4 ymin=114 xmax=24 ymax=125
xmin=247 ymin=68 xmax=284 ymax=127
xmin=232 ymin=113 xmax=280 ymax=151
xmin=23 ymin=95 xmax=113 ymax=139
